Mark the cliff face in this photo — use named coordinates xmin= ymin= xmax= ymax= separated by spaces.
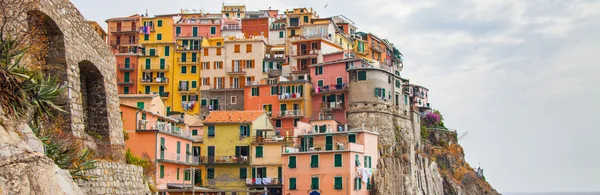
xmin=347 ymin=103 xmax=499 ymax=195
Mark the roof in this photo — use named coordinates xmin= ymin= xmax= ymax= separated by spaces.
xmin=203 ymin=111 xmax=265 ymax=124
xmin=118 ymin=94 xmax=159 ymax=99
xmin=119 ymin=104 xmax=179 ymax=123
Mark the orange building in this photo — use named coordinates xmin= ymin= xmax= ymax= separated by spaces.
xmin=242 ymin=11 xmax=270 ymax=38
xmin=282 ymin=120 xmax=378 ymax=195
xmin=106 ymin=14 xmax=143 ymax=94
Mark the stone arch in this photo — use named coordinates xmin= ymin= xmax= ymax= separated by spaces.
xmin=26 ymin=10 xmax=72 ymax=130
xmin=78 ymin=60 xmax=110 ymax=140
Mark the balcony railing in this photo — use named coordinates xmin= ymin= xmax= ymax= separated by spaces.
xmin=116 ymin=47 xmax=140 ymax=54
xmin=177 ymin=57 xmax=200 ymax=63
xmin=246 ymin=177 xmax=282 ymax=186
xmin=140 ymin=77 xmax=169 ymax=84
xmin=292 ymin=49 xmax=320 ymax=57
xmin=110 ymin=40 xmax=139 ymax=46
xmin=264 ymin=54 xmax=285 ymax=60
xmin=116 ymin=77 xmax=134 ymax=85
xmin=273 ymin=110 xmax=303 ymax=118
xmin=117 ymin=64 xmax=135 ymax=71
xmin=159 ymin=92 xmax=169 ymax=98
xmin=178 ymin=87 xmax=198 ymax=94
xmin=251 ymin=136 xmax=285 ymax=143
xmin=176 ymin=32 xmax=203 ymax=38
xmin=222 ymin=26 xmax=242 ymax=31
xmin=314 ymin=83 xmax=348 ymax=94
xmin=284 ymin=142 xmax=364 ymax=153
xmin=141 ymin=64 xmax=169 ymax=72
xmin=109 ymin=26 xmax=138 ymax=33
xmin=137 ymin=121 xmax=190 ymax=138
xmin=278 ymin=93 xmax=303 ymax=101
xmin=227 ymin=66 xmax=246 ymax=74
xmin=322 ymin=101 xmax=345 ymax=110
xmin=157 ymin=152 xmax=200 ymax=165
xmin=371 ymin=43 xmax=383 ymax=53
xmin=200 ymin=156 xmax=249 ymax=164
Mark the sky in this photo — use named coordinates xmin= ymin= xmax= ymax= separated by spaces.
xmin=71 ymin=0 xmax=600 ymax=193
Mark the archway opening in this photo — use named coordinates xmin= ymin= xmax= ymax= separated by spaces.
xmin=78 ymin=60 xmax=110 ymax=140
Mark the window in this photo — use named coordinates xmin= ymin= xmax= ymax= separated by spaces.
xmin=201 ymin=99 xmax=207 ymax=106
xmin=288 ymin=156 xmax=296 ymax=168
xmin=246 ymin=44 xmax=252 ymax=52
xmin=157 ymin=20 xmax=162 ymax=27
xmin=291 ymin=29 xmax=295 ymax=36
xmin=149 ymin=49 xmax=156 ymax=56
xmin=315 ymin=66 xmax=323 ymax=75
xmin=184 ymin=169 xmax=190 ymax=181
xmin=192 ymin=130 xmax=198 ymax=136
xmin=159 ymin=165 xmax=164 ymax=178
xmin=176 ymin=26 xmax=181 ymax=35
xmin=201 ymin=78 xmax=209 ymax=86
xmin=157 ymin=33 xmax=162 ymax=40
xmin=334 ymin=177 xmax=343 ymax=190
xmin=310 ymin=155 xmax=319 ymax=168
xmin=275 ymin=119 xmax=282 ymax=128
xmin=208 ymin=126 xmax=215 ymax=137
xmin=246 ymin=60 xmax=253 ymax=68
xmin=367 ymin=178 xmax=371 ymax=190
xmin=311 ymin=177 xmax=319 ymax=190
xmin=176 ymin=168 xmax=180 ymax=180
xmin=123 ymin=87 xmax=129 ymax=94
xmin=255 ymin=146 xmax=263 ymax=158
xmin=251 ymin=87 xmax=260 ymax=96
xmin=289 ymin=178 xmax=297 ymax=190
xmin=144 ymin=34 xmax=149 ymax=41
xmin=181 ymin=65 xmax=187 ymax=74
xmin=203 ymin=48 xmax=208 ymax=56
xmin=164 ymin=46 xmax=170 ymax=56
xmin=239 ymin=125 xmax=249 ymax=137
xmin=207 ymin=168 xmax=214 ymax=179
xmin=355 ymin=154 xmax=361 ymax=166
xmin=270 ymin=86 xmax=278 ymax=95
xmin=293 ymin=118 xmax=300 ymax=127
xmin=354 ymin=177 xmax=362 ymax=190
xmin=214 ymin=61 xmax=222 ymax=69
xmin=216 ymin=48 xmax=222 ymax=56
xmin=279 ymin=31 xmax=284 ymax=38
xmin=396 ymin=80 xmax=401 ymax=88
xmin=303 ymin=16 xmax=309 ymax=23
xmin=234 ymin=44 xmax=240 ymax=53
xmin=317 ymin=80 xmax=324 ymax=87
xmin=349 ymin=134 xmax=356 ymax=143
xmin=228 ymin=95 xmax=236 ymax=104
xmin=404 ymin=94 xmax=409 ymax=105
xmin=191 ymin=65 xmax=197 ymax=73
xmin=357 ymin=71 xmax=367 ymax=80
xmin=388 ymin=75 xmax=392 ymax=83
xmin=239 ymin=168 xmax=247 ymax=179
xmin=191 ymin=81 xmax=197 ymax=88
xmin=210 ymin=26 xmax=216 ymax=34
xmin=334 ymin=153 xmax=343 ymax=167
xmin=202 ymin=62 xmax=209 ymax=70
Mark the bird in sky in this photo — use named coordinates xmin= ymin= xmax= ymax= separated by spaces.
xmin=324 ymin=4 xmax=329 ymax=8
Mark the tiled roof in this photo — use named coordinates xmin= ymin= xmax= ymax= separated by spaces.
xmin=203 ymin=111 xmax=265 ymax=124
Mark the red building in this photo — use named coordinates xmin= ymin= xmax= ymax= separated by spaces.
xmin=242 ymin=17 xmax=269 ymax=38
xmin=106 ymin=14 xmax=143 ymax=94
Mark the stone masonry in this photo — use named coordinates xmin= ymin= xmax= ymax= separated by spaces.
xmin=76 ymin=162 xmax=151 ymax=195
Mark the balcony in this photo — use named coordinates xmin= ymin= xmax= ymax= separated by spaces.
xmin=140 ymin=77 xmax=169 ymax=85
xmin=176 ymin=45 xmax=201 ymax=51
xmin=266 ymin=69 xmax=282 ymax=77
xmin=116 ymin=47 xmax=141 ymax=55
xmin=177 ymin=57 xmax=200 ymax=64
xmin=288 ymin=22 xmax=300 ymax=28
xmin=117 ymin=77 xmax=134 ymax=85
xmin=141 ymin=52 xmax=159 ymax=57
xmin=109 ymin=26 xmax=138 ymax=33
xmin=371 ymin=43 xmax=383 ymax=53
xmin=137 ymin=121 xmax=191 ymax=138
xmin=322 ymin=101 xmax=345 ymax=110
xmin=181 ymin=101 xmax=197 ymax=111
xmin=222 ymin=26 xmax=242 ymax=31
xmin=200 ymin=156 xmax=249 ymax=165
xmin=246 ymin=177 xmax=282 ymax=186
xmin=284 ymin=142 xmax=365 ymax=154
xmin=178 ymin=87 xmax=198 ymax=94
xmin=264 ymin=54 xmax=285 ymax=61
xmin=292 ymin=49 xmax=320 ymax=59
xmin=159 ymin=92 xmax=169 ymax=99
xmin=117 ymin=64 xmax=135 ymax=72
xmin=278 ymin=93 xmax=304 ymax=101
xmin=175 ymin=32 xmax=203 ymax=39
xmin=313 ymin=83 xmax=348 ymax=94
xmin=141 ymin=64 xmax=169 ymax=72
xmin=157 ymin=152 xmax=200 ymax=166
xmin=273 ymin=110 xmax=304 ymax=118
xmin=110 ymin=40 xmax=139 ymax=47
xmin=251 ymin=136 xmax=285 ymax=144
xmin=227 ymin=66 xmax=246 ymax=75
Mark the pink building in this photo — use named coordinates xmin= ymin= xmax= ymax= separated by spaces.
xmin=174 ymin=13 xmax=222 ymax=39
xmin=408 ymin=84 xmax=431 ymax=116
xmin=282 ymin=120 xmax=378 ymax=195
xmin=309 ymin=51 xmax=362 ymax=124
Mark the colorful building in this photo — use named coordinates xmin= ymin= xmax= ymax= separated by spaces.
xmin=106 ymin=14 xmax=143 ymax=94
xmin=221 ymin=4 xmax=246 ymax=37
xmin=242 ymin=11 xmax=270 ymax=38
xmin=201 ymin=111 xmax=275 ymax=194
xmin=408 ymin=84 xmax=431 ymax=116
xmin=282 ymin=120 xmax=378 ymax=195
xmin=120 ymin=95 xmax=200 ymax=194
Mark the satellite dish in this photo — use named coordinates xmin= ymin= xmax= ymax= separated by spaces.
xmin=328 ymin=34 xmax=332 ymax=37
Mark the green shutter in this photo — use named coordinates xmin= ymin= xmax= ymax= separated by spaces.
xmin=144 ymin=34 xmax=149 ymax=41
xmin=193 ymin=27 xmax=198 ymax=37
xmin=334 ymin=154 xmax=342 ymax=167
xmin=191 ymin=53 xmax=197 ymax=62
xmin=256 ymin=146 xmax=263 ymax=157
xmin=358 ymin=71 xmax=367 ymax=80
xmin=288 ymin=156 xmax=296 ymax=168
xmin=355 ymin=154 xmax=360 ymax=166
xmin=349 ymin=134 xmax=356 ymax=143
xmin=191 ymin=65 xmax=197 ymax=73
xmin=124 ymin=58 xmax=130 ymax=67
xmin=177 ymin=141 xmax=181 ymax=155
xmin=181 ymin=66 xmax=187 ymax=74
xmin=160 ymin=59 xmax=165 ymax=69
xmin=239 ymin=168 xmax=247 ymax=179
xmin=164 ymin=46 xmax=170 ymax=56
xmin=176 ymin=168 xmax=180 ymax=180
xmin=157 ymin=20 xmax=162 ymax=27
xmin=136 ymin=102 xmax=144 ymax=110
xmin=201 ymin=99 xmax=207 ymax=106
xmin=367 ymin=178 xmax=371 ymax=190
xmin=334 ymin=177 xmax=343 ymax=189
xmin=310 ymin=155 xmax=318 ymax=168
xmin=145 ymin=59 xmax=151 ymax=69
xmin=149 ymin=49 xmax=156 ymax=56
xmin=176 ymin=26 xmax=181 ymax=34
xmin=279 ymin=31 xmax=284 ymax=38
xmin=211 ymin=26 xmax=216 ymax=34
xmin=160 ymin=165 xmax=164 ymax=178
xmin=252 ymin=167 xmax=256 ymax=178
xmin=157 ymin=34 xmax=162 ymax=40
xmin=364 ymin=156 xmax=368 ymax=169
xmin=207 ymin=168 xmax=214 ymax=179
xmin=289 ymin=178 xmax=296 ymax=190
xmin=311 ymin=177 xmax=319 ymax=189
xmin=192 ymin=81 xmax=197 ymax=88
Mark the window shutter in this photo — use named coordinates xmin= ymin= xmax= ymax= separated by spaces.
xmin=252 ymin=167 xmax=256 ymax=178
xmin=334 ymin=154 xmax=342 ymax=167
xmin=239 ymin=168 xmax=247 ymax=179
xmin=355 ymin=154 xmax=361 ymax=166
xmin=288 ymin=156 xmax=296 ymax=168
xmin=160 ymin=165 xmax=164 ymax=178
xmin=290 ymin=178 xmax=296 ymax=190
xmin=335 ymin=177 xmax=343 ymax=189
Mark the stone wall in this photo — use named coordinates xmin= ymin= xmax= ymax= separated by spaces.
xmin=200 ymin=90 xmax=245 ymax=117
xmin=76 ymin=162 xmax=151 ymax=195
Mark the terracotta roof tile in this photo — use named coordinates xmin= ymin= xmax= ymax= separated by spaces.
xmin=203 ymin=111 xmax=265 ymax=124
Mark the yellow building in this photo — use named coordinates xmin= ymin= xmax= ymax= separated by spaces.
xmin=248 ymin=127 xmax=285 ymax=194
xmin=202 ymin=111 xmax=275 ymax=194
xmin=138 ymin=14 xmax=180 ymax=115
xmin=222 ymin=4 xmax=246 ymax=19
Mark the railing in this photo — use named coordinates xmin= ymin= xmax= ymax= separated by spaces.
xmin=110 ymin=40 xmax=138 ymax=46
xmin=278 ymin=93 xmax=303 ymax=100
xmin=314 ymin=83 xmax=348 ymax=94
xmin=176 ymin=45 xmax=201 ymax=51
xmin=141 ymin=52 xmax=159 ymax=57
xmin=140 ymin=77 xmax=169 ymax=84
xmin=141 ymin=64 xmax=169 ymax=71
xmin=227 ymin=66 xmax=245 ymax=74
xmin=158 ymin=152 xmax=200 ymax=165
xmin=371 ymin=43 xmax=383 ymax=52
xmin=322 ymin=101 xmax=344 ymax=110
xmin=159 ymin=92 xmax=169 ymax=98
xmin=117 ymin=64 xmax=135 ymax=71
xmin=109 ymin=26 xmax=137 ymax=33
xmin=246 ymin=177 xmax=282 ymax=186
xmin=270 ymin=23 xmax=285 ymax=30
xmin=116 ymin=77 xmax=134 ymax=85
xmin=264 ymin=54 xmax=285 ymax=59
xmin=289 ymin=22 xmax=300 ymax=27
xmin=177 ymin=57 xmax=200 ymax=63
xmin=137 ymin=121 xmax=191 ymax=138
xmin=176 ymin=32 xmax=203 ymax=38
xmin=293 ymin=49 xmax=320 ymax=57
xmin=200 ymin=156 xmax=249 ymax=164
xmin=252 ymin=136 xmax=285 ymax=143
xmin=273 ymin=110 xmax=303 ymax=118
xmin=284 ymin=142 xmax=364 ymax=153
xmin=222 ymin=26 xmax=242 ymax=30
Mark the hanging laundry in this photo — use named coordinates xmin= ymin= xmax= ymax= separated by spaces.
xmin=263 ymin=177 xmax=272 ymax=184
xmin=245 ymin=178 xmax=252 ymax=185
xmin=256 ymin=178 xmax=263 ymax=185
